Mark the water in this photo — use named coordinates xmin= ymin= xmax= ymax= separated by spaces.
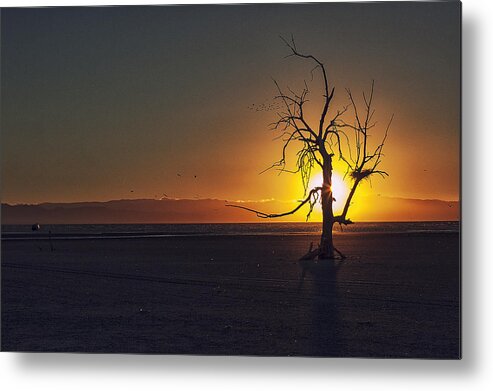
xmin=1 ymin=221 xmax=459 ymax=240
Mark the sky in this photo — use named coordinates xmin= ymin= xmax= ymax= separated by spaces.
xmin=1 ymin=2 xmax=460 ymax=218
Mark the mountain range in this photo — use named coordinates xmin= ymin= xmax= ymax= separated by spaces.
xmin=1 ymin=196 xmax=459 ymax=224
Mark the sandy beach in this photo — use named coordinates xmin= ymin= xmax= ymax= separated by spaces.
xmin=1 ymin=232 xmax=460 ymax=358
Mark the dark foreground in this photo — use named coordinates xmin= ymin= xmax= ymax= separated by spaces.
xmin=1 ymin=232 xmax=460 ymax=357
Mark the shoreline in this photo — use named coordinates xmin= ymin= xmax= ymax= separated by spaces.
xmin=1 ymin=230 xmax=460 ymax=241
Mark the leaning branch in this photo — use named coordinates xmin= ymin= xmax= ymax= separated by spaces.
xmin=225 ymin=187 xmax=322 ymax=219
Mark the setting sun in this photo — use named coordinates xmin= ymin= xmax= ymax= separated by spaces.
xmin=307 ymin=171 xmax=350 ymax=215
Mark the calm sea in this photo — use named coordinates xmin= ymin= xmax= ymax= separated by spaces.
xmin=1 ymin=221 xmax=459 ymax=240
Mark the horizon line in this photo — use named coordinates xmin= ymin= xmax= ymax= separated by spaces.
xmin=1 ymin=195 xmax=461 ymax=207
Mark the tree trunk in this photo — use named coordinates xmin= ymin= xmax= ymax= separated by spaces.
xmin=319 ymin=160 xmax=335 ymax=259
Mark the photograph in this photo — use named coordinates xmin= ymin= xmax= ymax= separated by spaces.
xmin=1 ymin=1 xmax=460 ymax=358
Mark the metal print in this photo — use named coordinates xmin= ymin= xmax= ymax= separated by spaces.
xmin=1 ymin=2 xmax=460 ymax=358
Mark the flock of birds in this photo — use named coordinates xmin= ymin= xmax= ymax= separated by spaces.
xmin=247 ymin=100 xmax=282 ymax=112
xmin=129 ymin=173 xmax=200 ymax=200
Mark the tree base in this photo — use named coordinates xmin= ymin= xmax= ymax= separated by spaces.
xmin=299 ymin=242 xmax=346 ymax=261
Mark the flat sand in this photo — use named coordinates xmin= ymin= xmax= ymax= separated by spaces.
xmin=1 ymin=232 xmax=460 ymax=357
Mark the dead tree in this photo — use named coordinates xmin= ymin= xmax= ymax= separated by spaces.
xmin=228 ymin=37 xmax=392 ymax=259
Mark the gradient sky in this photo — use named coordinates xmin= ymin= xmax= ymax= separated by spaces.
xmin=1 ymin=2 xmax=460 ymax=208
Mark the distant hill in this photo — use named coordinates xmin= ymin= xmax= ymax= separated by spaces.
xmin=1 ymin=196 xmax=459 ymax=224
xmin=346 ymin=195 xmax=459 ymax=222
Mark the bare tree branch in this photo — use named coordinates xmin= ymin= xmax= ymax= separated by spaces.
xmin=280 ymin=36 xmax=335 ymax=138
xmin=226 ymin=187 xmax=322 ymax=220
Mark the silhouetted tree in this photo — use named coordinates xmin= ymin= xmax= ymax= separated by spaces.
xmin=229 ymin=37 xmax=393 ymax=259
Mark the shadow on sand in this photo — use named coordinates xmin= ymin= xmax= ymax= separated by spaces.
xmin=298 ymin=257 xmax=345 ymax=357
